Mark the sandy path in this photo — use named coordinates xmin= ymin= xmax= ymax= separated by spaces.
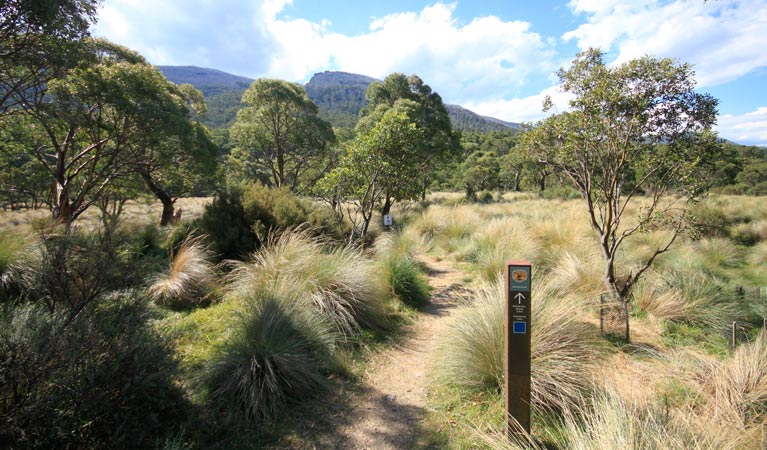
xmin=312 ymin=256 xmax=468 ymax=449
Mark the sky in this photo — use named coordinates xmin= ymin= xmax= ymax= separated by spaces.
xmin=93 ymin=0 xmax=767 ymax=146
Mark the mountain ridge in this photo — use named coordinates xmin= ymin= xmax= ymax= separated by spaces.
xmin=158 ymin=66 xmax=522 ymax=132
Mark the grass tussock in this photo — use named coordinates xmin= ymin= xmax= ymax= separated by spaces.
xmin=202 ymin=295 xmax=336 ymax=424
xmin=700 ymin=331 xmax=767 ymax=428
xmin=435 ymin=276 xmax=602 ymax=415
xmin=149 ymin=235 xmax=217 ymax=309
xmin=642 ymin=269 xmax=741 ymax=332
xmin=376 ymin=230 xmax=431 ymax=308
xmin=226 ymin=228 xmax=392 ymax=337
xmin=475 ymin=388 xmax=744 ymax=450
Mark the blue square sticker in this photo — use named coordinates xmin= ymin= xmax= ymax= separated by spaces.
xmin=513 ymin=321 xmax=527 ymax=334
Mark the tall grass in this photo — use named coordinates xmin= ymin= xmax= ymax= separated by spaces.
xmin=149 ymin=235 xmax=217 ymax=309
xmin=700 ymin=331 xmax=767 ymax=429
xmin=475 ymin=388 xmax=743 ymax=450
xmin=202 ymin=295 xmax=336 ymax=424
xmin=632 ymin=268 xmax=741 ymax=332
xmin=226 ymin=228 xmax=391 ymax=337
xmin=376 ymin=230 xmax=431 ymax=308
xmin=435 ymin=276 xmax=602 ymax=414
xmin=470 ymin=218 xmax=541 ymax=282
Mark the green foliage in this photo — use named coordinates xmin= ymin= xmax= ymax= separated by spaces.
xmin=198 ymin=182 xmax=346 ymax=261
xmin=524 ymin=48 xmax=719 ymax=305
xmin=377 ymin=231 xmax=431 ymax=308
xmin=229 ymin=78 xmax=336 ymax=190
xmin=0 ymin=291 xmax=186 ymax=449
xmin=198 ymin=185 xmax=259 ymax=260
xmin=462 ymin=151 xmax=500 ymax=199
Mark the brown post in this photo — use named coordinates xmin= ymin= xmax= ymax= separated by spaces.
xmin=732 ymin=321 xmax=738 ymax=349
xmin=505 ymin=260 xmax=531 ymax=439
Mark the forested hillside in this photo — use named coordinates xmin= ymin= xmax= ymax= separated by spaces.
xmin=158 ymin=66 xmax=522 ymax=132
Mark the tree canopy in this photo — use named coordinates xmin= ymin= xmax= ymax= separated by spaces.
xmin=229 ymin=79 xmax=336 ymax=191
xmin=524 ymin=49 xmax=719 ymax=338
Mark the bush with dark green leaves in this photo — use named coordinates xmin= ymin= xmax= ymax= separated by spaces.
xmin=198 ymin=185 xmax=260 ymax=260
xmin=0 ymin=226 xmax=188 ymax=448
xmin=198 ymin=183 xmax=346 ymax=261
xmin=0 ymin=292 xmax=187 ymax=449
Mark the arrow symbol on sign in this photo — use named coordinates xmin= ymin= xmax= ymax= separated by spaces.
xmin=515 ymin=292 xmax=525 ymax=304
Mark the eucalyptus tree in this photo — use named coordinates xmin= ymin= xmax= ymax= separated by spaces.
xmin=319 ymin=100 xmax=424 ymax=241
xmin=524 ymin=49 xmax=719 ymax=338
xmin=129 ymin=83 xmax=219 ymax=226
xmin=1 ymin=0 xmax=100 ymax=117
xmin=358 ymin=73 xmax=460 ymax=212
xmin=229 ymin=79 xmax=336 ymax=191
xmin=17 ymin=39 xmax=211 ymax=222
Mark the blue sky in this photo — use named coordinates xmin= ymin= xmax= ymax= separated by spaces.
xmin=93 ymin=0 xmax=767 ymax=145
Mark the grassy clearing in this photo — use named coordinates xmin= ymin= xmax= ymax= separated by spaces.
xmin=420 ymin=193 xmax=767 ymax=449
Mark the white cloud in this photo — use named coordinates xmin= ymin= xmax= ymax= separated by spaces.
xmin=93 ymin=1 xmax=558 ymax=105
xmin=563 ymin=0 xmax=767 ymax=88
xmin=717 ymin=107 xmax=767 ymax=146
xmin=264 ymin=3 xmax=558 ymax=104
xmin=463 ymin=85 xmax=574 ymax=124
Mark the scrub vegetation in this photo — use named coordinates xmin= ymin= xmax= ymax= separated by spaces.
xmin=2 ymin=3 xmax=767 ymax=449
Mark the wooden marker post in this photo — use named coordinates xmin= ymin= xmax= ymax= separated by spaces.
xmin=505 ymin=261 xmax=531 ymax=438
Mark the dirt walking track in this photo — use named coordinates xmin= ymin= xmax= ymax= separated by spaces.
xmin=295 ymin=256 xmax=467 ymax=449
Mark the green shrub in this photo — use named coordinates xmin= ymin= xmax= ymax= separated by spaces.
xmin=242 ymin=182 xmax=345 ymax=241
xmin=0 ymin=291 xmax=187 ymax=449
xmin=202 ymin=296 xmax=334 ymax=424
xmin=198 ymin=185 xmax=259 ymax=260
xmin=17 ymin=225 xmax=146 ymax=311
xmin=198 ymin=183 xmax=346 ymax=261
xmin=385 ymin=256 xmax=431 ymax=308
xmin=376 ymin=231 xmax=431 ymax=308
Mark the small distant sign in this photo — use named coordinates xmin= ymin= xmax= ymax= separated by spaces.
xmin=383 ymin=214 xmax=393 ymax=227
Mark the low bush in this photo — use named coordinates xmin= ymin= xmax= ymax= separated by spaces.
xmin=376 ymin=231 xmax=431 ymax=308
xmin=198 ymin=185 xmax=259 ymax=260
xmin=198 ymin=183 xmax=347 ymax=261
xmin=0 ymin=291 xmax=187 ymax=449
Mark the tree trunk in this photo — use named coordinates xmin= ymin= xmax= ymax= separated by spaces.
xmin=514 ymin=171 xmax=522 ymax=192
xmin=52 ymin=180 xmax=73 ymax=222
xmin=382 ymin=195 xmax=392 ymax=216
xmin=139 ymin=170 xmax=175 ymax=226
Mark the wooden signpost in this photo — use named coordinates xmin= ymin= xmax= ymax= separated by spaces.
xmin=505 ymin=260 xmax=531 ymax=438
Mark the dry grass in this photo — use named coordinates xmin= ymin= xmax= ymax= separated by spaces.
xmin=148 ymin=235 xmax=217 ymax=309
xmin=699 ymin=331 xmax=767 ymax=429
xmin=435 ymin=275 xmax=602 ymax=415
xmin=0 ymin=197 xmax=211 ymax=234
xmin=225 ymin=229 xmax=392 ymax=337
